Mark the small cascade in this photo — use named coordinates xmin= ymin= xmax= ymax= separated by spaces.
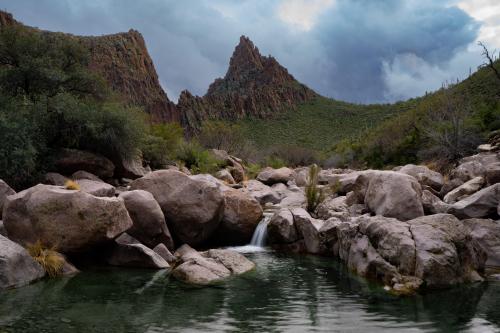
xmin=249 ymin=214 xmax=272 ymax=247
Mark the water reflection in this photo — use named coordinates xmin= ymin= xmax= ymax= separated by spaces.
xmin=0 ymin=252 xmax=499 ymax=332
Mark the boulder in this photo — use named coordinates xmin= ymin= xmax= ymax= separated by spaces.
xmin=153 ymin=243 xmax=176 ymax=263
xmin=397 ymin=164 xmax=444 ymax=190
xmin=315 ymin=196 xmax=349 ymax=220
xmin=43 ymin=172 xmax=68 ymax=186
xmin=107 ymin=235 xmax=170 ymax=269
xmin=3 ymin=184 xmax=133 ymax=254
xmin=294 ymin=167 xmax=309 ymax=187
xmin=257 ymin=167 xmax=295 ymax=185
xmin=0 ymin=220 xmax=5 ymax=237
xmin=440 ymin=178 xmax=465 ymax=197
xmin=77 ymin=179 xmax=115 ymax=197
xmin=449 ymin=184 xmax=500 ymax=219
xmin=292 ymin=208 xmax=325 ymax=254
xmin=114 ymin=152 xmax=151 ymax=179
xmin=0 ymin=180 xmax=15 ymax=216
xmin=54 ymin=148 xmax=115 ymax=179
xmin=0 ymin=235 xmax=45 ymax=290
xmin=443 ymin=177 xmax=484 ymax=204
xmin=451 ymin=161 xmax=485 ymax=182
xmin=421 ymin=190 xmax=451 ymax=214
xmin=407 ymin=214 xmax=485 ymax=287
xmin=215 ymin=169 xmax=236 ymax=184
xmin=71 ymin=170 xmax=103 ymax=182
xmin=242 ymin=180 xmax=281 ymax=205
xmin=485 ymin=162 xmax=500 ymax=185
xmin=267 ymin=208 xmax=299 ymax=244
xmin=213 ymin=189 xmax=263 ymax=245
xmin=208 ymin=149 xmax=245 ymax=182
xmin=119 ymin=190 xmax=174 ymax=250
xmin=172 ymin=245 xmax=254 ymax=285
xmin=279 ymin=189 xmax=306 ymax=209
xmin=130 ymin=170 xmax=224 ymax=246
xmin=358 ymin=171 xmax=424 ymax=221
xmin=463 ymin=218 xmax=500 ymax=267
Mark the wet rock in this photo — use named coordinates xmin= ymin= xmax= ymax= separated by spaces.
xmin=3 ymin=184 xmax=132 ymax=254
xmin=0 ymin=235 xmax=45 ymax=289
xmin=130 ymin=170 xmax=224 ymax=246
xmin=119 ymin=190 xmax=174 ymax=250
xmin=107 ymin=235 xmax=170 ymax=269
xmin=267 ymin=208 xmax=298 ymax=244
xmin=153 ymin=243 xmax=176 ymax=263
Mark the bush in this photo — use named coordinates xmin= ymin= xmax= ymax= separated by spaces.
xmin=197 ymin=120 xmax=255 ymax=158
xmin=305 ymin=164 xmax=325 ymax=213
xmin=141 ymin=123 xmax=185 ymax=169
xmin=176 ymin=140 xmax=223 ymax=174
xmin=245 ymin=163 xmax=262 ymax=180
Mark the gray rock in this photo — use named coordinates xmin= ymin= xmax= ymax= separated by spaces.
xmin=397 ymin=164 xmax=444 ymax=191
xmin=242 ymin=180 xmax=281 ymax=205
xmin=463 ymin=218 xmax=500 ymax=267
xmin=257 ymin=167 xmax=295 ymax=185
xmin=0 ymin=220 xmax=5 ymax=237
xmin=485 ymin=162 xmax=500 ymax=185
xmin=43 ymin=172 xmax=68 ymax=186
xmin=444 ymin=177 xmax=484 ymax=204
xmin=440 ymin=178 xmax=465 ymax=197
xmin=119 ymin=190 xmax=174 ymax=250
xmin=292 ymin=208 xmax=325 ymax=254
xmin=3 ymin=184 xmax=132 ymax=254
xmin=54 ymin=148 xmax=115 ymax=179
xmin=153 ymin=243 xmax=176 ymax=263
xmin=315 ymin=196 xmax=349 ymax=220
xmin=107 ymin=239 xmax=170 ymax=269
xmin=130 ymin=170 xmax=224 ymax=246
xmin=77 ymin=179 xmax=115 ymax=197
xmin=0 ymin=180 xmax=15 ymax=216
xmin=359 ymin=171 xmax=424 ymax=221
xmin=422 ymin=190 xmax=451 ymax=214
xmin=267 ymin=208 xmax=299 ymax=244
xmin=0 ymin=235 xmax=45 ymax=290
xmin=71 ymin=170 xmax=103 ymax=182
xmin=449 ymin=184 xmax=500 ymax=219
xmin=215 ymin=169 xmax=236 ymax=184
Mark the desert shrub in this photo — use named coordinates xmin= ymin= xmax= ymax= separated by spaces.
xmin=176 ymin=140 xmax=223 ymax=174
xmin=197 ymin=120 xmax=255 ymax=158
xmin=64 ymin=180 xmax=80 ymax=190
xmin=245 ymin=163 xmax=262 ymax=180
xmin=305 ymin=164 xmax=325 ymax=213
xmin=141 ymin=123 xmax=185 ymax=169
xmin=264 ymin=156 xmax=287 ymax=169
xmin=26 ymin=241 xmax=64 ymax=278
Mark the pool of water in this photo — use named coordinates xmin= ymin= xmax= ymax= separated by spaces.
xmin=1 ymin=251 xmax=500 ymax=332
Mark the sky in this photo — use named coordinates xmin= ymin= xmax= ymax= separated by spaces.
xmin=1 ymin=0 xmax=499 ymax=104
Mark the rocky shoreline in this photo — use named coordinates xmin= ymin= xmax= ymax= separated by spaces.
xmin=1 ymin=145 xmax=500 ymax=294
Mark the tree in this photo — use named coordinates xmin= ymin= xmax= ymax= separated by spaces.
xmin=197 ymin=120 xmax=254 ymax=158
xmin=478 ymin=41 xmax=500 ymax=83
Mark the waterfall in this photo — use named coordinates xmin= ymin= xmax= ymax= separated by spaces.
xmin=249 ymin=214 xmax=272 ymax=247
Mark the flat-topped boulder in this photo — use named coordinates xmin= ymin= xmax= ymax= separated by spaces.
xmin=3 ymin=184 xmax=132 ymax=254
xmin=130 ymin=170 xmax=224 ymax=246
xmin=172 ymin=245 xmax=255 ymax=285
xmin=77 ymin=179 xmax=115 ymax=197
xmin=0 ymin=235 xmax=45 ymax=290
xmin=257 ymin=167 xmax=295 ymax=185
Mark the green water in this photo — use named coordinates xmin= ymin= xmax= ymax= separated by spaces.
xmin=1 ymin=251 xmax=500 ymax=333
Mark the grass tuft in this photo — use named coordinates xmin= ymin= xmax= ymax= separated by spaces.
xmin=26 ymin=240 xmax=65 ymax=278
xmin=305 ymin=164 xmax=325 ymax=213
xmin=65 ymin=179 xmax=80 ymax=190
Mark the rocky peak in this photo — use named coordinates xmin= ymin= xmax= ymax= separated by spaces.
xmin=0 ymin=11 xmax=17 ymax=26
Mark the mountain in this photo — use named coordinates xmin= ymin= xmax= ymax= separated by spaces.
xmin=0 ymin=11 xmax=179 ymax=122
xmin=177 ymin=36 xmax=317 ymax=131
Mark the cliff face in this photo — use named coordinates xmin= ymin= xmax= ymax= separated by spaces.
xmin=0 ymin=11 xmax=179 ymax=122
xmin=178 ymin=36 xmax=317 ymax=131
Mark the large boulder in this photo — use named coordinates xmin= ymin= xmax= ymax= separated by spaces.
xmin=54 ymin=148 xmax=115 ymax=179
xmin=397 ymin=164 xmax=444 ymax=191
xmin=0 ymin=180 xmax=15 ymax=216
xmin=3 ymin=184 xmax=133 ymax=254
xmin=421 ymin=190 xmax=451 ymax=215
xmin=77 ymin=179 xmax=115 ymax=197
xmin=315 ymin=196 xmax=349 ymax=220
xmin=215 ymin=169 xmax=235 ymax=184
xmin=0 ymin=235 xmax=45 ymax=289
xmin=213 ymin=189 xmax=263 ymax=245
xmin=172 ymin=245 xmax=254 ymax=285
xmin=485 ymin=162 xmax=500 ymax=185
xmin=356 ymin=171 xmax=424 ymax=221
xmin=463 ymin=218 xmax=500 ymax=267
xmin=449 ymin=184 xmax=500 ymax=219
xmin=107 ymin=234 xmax=170 ymax=269
xmin=451 ymin=161 xmax=485 ymax=182
xmin=119 ymin=190 xmax=174 ymax=250
xmin=443 ymin=177 xmax=484 ymax=204
xmin=43 ymin=172 xmax=69 ymax=186
xmin=114 ymin=152 xmax=151 ymax=180
xmin=130 ymin=170 xmax=225 ymax=246
xmin=242 ymin=180 xmax=281 ymax=205
xmin=267 ymin=208 xmax=299 ymax=244
xmin=292 ymin=208 xmax=325 ymax=254
xmin=257 ymin=167 xmax=295 ymax=185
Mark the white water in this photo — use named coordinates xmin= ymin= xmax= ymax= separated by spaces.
xmin=228 ymin=213 xmax=273 ymax=253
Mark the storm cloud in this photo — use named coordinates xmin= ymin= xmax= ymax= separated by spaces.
xmin=0 ymin=0 xmax=494 ymax=103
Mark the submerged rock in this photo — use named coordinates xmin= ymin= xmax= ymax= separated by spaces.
xmin=3 ymin=184 xmax=132 ymax=254
xmin=172 ymin=245 xmax=254 ymax=285
xmin=130 ymin=170 xmax=224 ymax=246
xmin=0 ymin=235 xmax=45 ymax=290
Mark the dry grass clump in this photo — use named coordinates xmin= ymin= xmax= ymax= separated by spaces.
xmin=64 ymin=179 xmax=80 ymax=190
xmin=26 ymin=241 xmax=64 ymax=278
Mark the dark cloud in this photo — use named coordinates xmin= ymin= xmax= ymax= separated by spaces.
xmin=0 ymin=0 xmax=485 ymax=103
